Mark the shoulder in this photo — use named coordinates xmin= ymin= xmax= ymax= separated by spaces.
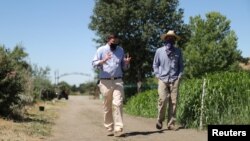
xmin=156 ymin=46 xmax=165 ymax=53
xmin=112 ymin=46 xmax=124 ymax=54
xmin=97 ymin=44 xmax=108 ymax=52
xmin=117 ymin=46 xmax=124 ymax=52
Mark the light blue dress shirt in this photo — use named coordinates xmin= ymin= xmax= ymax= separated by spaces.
xmin=153 ymin=46 xmax=184 ymax=83
xmin=92 ymin=44 xmax=129 ymax=79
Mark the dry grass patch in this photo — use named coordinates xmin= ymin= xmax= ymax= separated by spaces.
xmin=239 ymin=59 xmax=250 ymax=70
xmin=0 ymin=100 xmax=66 ymax=141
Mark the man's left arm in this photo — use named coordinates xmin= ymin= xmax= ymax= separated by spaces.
xmin=122 ymin=52 xmax=131 ymax=71
xmin=178 ymin=49 xmax=184 ymax=79
xmin=122 ymin=58 xmax=130 ymax=71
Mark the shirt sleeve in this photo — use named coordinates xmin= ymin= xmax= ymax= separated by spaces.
xmin=92 ymin=48 xmax=102 ymax=70
xmin=153 ymin=50 xmax=160 ymax=78
xmin=178 ymin=49 xmax=184 ymax=78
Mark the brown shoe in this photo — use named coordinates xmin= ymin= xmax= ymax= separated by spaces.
xmin=167 ymin=125 xmax=179 ymax=131
xmin=106 ymin=128 xmax=114 ymax=136
xmin=114 ymin=128 xmax=123 ymax=137
xmin=156 ymin=121 xmax=162 ymax=130
xmin=106 ymin=131 xmax=114 ymax=136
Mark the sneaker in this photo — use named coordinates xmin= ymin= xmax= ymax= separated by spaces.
xmin=114 ymin=128 xmax=123 ymax=137
xmin=156 ymin=121 xmax=162 ymax=130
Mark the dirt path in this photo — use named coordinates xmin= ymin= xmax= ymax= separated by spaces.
xmin=48 ymin=95 xmax=207 ymax=141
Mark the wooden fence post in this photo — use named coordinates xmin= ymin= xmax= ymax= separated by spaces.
xmin=200 ymin=78 xmax=206 ymax=130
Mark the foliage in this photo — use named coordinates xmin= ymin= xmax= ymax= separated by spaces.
xmin=125 ymin=90 xmax=158 ymax=118
xmin=40 ymin=88 xmax=57 ymax=101
xmin=89 ymin=0 xmax=189 ymax=83
xmin=78 ymin=81 xmax=97 ymax=94
xmin=71 ymin=84 xmax=79 ymax=92
xmin=0 ymin=44 xmax=55 ymax=118
xmin=32 ymin=64 xmax=53 ymax=101
xmin=183 ymin=12 xmax=242 ymax=78
xmin=0 ymin=45 xmax=33 ymax=119
xmin=125 ymin=71 xmax=250 ymax=128
xmin=124 ymin=81 xmax=157 ymax=103
xmin=178 ymin=71 xmax=250 ymax=127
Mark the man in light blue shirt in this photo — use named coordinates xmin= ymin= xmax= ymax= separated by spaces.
xmin=92 ymin=41 xmax=129 ymax=79
xmin=92 ymin=33 xmax=131 ymax=137
xmin=153 ymin=30 xmax=184 ymax=130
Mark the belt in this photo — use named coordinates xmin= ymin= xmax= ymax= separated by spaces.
xmin=100 ymin=77 xmax=122 ymax=80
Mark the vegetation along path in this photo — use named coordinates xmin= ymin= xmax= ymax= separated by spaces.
xmin=48 ymin=95 xmax=207 ymax=141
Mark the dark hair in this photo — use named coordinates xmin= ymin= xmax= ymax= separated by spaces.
xmin=107 ymin=33 xmax=118 ymax=41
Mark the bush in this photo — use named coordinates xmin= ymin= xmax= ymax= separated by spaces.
xmin=0 ymin=47 xmax=33 ymax=119
xmin=124 ymin=90 xmax=158 ymax=118
xmin=31 ymin=65 xmax=53 ymax=101
xmin=40 ymin=88 xmax=57 ymax=101
xmin=124 ymin=83 xmax=157 ymax=103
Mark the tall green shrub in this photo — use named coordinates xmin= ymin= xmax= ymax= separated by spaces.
xmin=125 ymin=90 xmax=158 ymax=118
xmin=178 ymin=71 xmax=250 ymax=127
xmin=0 ymin=46 xmax=33 ymax=119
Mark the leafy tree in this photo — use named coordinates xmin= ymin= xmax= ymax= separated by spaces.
xmin=0 ymin=45 xmax=33 ymax=119
xmin=78 ymin=81 xmax=97 ymax=94
xmin=183 ymin=12 xmax=241 ymax=78
xmin=89 ymin=0 xmax=189 ymax=86
xmin=71 ymin=84 xmax=79 ymax=92
xmin=8 ymin=45 xmax=30 ymax=70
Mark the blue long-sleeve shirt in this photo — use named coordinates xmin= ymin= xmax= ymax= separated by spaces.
xmin=153 ymin=46 xmax=184 ymax=83
xmin=92 ymin=44 xmax=129 ymax=79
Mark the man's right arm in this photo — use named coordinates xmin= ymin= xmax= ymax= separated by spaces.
xmin=92 ymin=48 xmax=103 ymax=70
xmin=92 ymin=48 xmax=110 ymax=69
xmin=92 ymin=57 xmax=107 ymax=66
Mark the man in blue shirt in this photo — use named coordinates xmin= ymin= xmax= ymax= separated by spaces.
xmin=92 ymin=33 xmax=131 ymax=137
xmin=153 ymin=30 xmax=184 ymax=130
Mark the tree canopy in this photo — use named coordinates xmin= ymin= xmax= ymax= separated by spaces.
xmin=183 ymin=12 xmax=241 ymax=78
xmin=89 ymin=0 xmax=189 ymax=83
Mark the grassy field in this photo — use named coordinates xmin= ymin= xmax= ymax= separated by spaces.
xmin=0 ymin=100 xmax=66 ymax=141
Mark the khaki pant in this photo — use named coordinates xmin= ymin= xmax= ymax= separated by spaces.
xmin=98 ymin=79 xmax=124 ymax=131
xmin=157 ymin=78 xmax=180 ymax=127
